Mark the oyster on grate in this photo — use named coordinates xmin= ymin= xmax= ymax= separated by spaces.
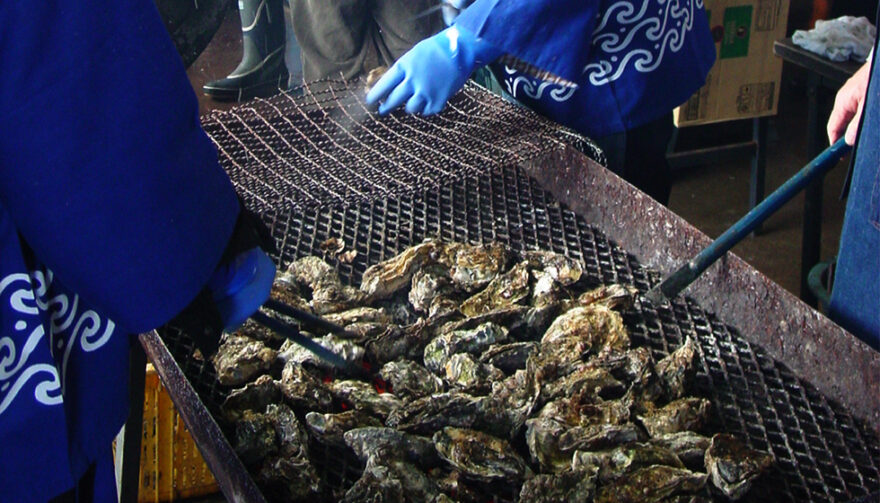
xmin=386 ymin=391 xmax=489 ymax=434
xmin=305 ymin=410 xmax=382 ymax=446
xmin=423 ymin=322 xmax=508 ymax=374
xmin=222 ymin=374 xmax=282 ymax=422
xmin=232 ymin=409 xmax=279 ymax=466
xmin=704 ymin=433 xmax=774 ymax=500
xmin=479 ymin=341 xmax=538 ymax=374
xmin=541 ymin=363 xmax=626 ymax=403
xmin=638 ymin=397 xmax=711 ymax=437
xmin=323 ymin=307 xmax=392 ymax=328
xmin=524 ymin=415 xmax=570 ymax=471
xmin=409 ymin=264 xmax=455 ymax=313
xmin=330 ymin=379 xmax=403 ymax=420
xmin=360 ymin=240 xmax=442 ymax=301
xmin=433 ymin=427 xmax=530 ymax=482
xmin=342 ymin=456 xmax=444 ymax=503
xmin=212 ymin=334 xmax=278 ymax=387
xmin=287 ymin=256 xmax=365 ymax=314
xmin=523 ymin=249 xmax=583 ymax=307
xmin=459 ymin=261 xmax=531 ymax=317
xmin=596 ymin=347 xmax=665 ymax=410
xmin=344 ymin=426 xmax=440 ymax=467
xmin=518 ymin=467 xmax=598 ymax=503
xmin=234 ymin=317 xmax=287 ymax=348
xmin=571 ymin=442 xmax=684 ymax=483
xmin=364 ymin=65 xmax=388 ymax=90
xmin=482 ymin=368 xmax=540 ymax=438
xmin=652 ymin=431 xmax=711 ymax=470
xmin=595 ymin=465 xmax=708 ymax=503
xmin=541 ymin=304 xmax=630 ymax=353
xmin=379 ymin=360 xmax=445 ymax=401
xmin=277 ymin=334 xmax=364 ymax=372
xmin=655 ymin=336 xmax=699 ymax=401
xmin=449 ymin=242 xmax=510 ymax=292
xmin=277 ymin=361 xmax=333 ymax=412
xmin=570 ymin=283 xmax=638 ymax=310
xmin=444 ymin=353 xmax=505 ymax=394
xmin=257 ymin=404 xmax=321 ymax=501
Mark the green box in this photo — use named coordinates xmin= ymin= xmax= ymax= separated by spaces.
xmin=720 ymin=5 xmax=752 ymax=59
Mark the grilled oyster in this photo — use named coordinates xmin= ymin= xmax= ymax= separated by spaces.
xmin=305 ymin=410 xmax=382 ymax=446
xmin=364 ymin=65 xmax=388 ymax=90
xmin=445 ymin=353 xmax=505 ymax=394
xmin=409 ymin=264 xmax=455 ymax=313
xmin=449 ymin=242 xmax=510 ymax=291
xmin=571 ymin=283 xmax=637 ymax=310
xmin=459 ymin=261 xmax=531 ymax=317
xmin=379 ymin=360 xmax=445 ymax=401
xmin=524 ymin=415 xmax=570 ymax=471
xmin=386 ymin=391 xmax=488 ymax=434
xmin=596 ymin=347 xmax=665 ymax=409
xmin=278 ymin=361 xmax=333 ymax=412
xmin=360 ymin=240 xmax=442 ymax=301
xmin=269 ymin=275 xmax=313 ymax=313
xmin=323 ymin=307 xmax=392 ymax=328
xmin=433 ymin=427 xmax=530 ymax=482
xmin=595 ymin=465 xmax=708 ymax=503
xmin=232 ymin=409 xmax=279 ymax=466
xmin=541 ymin=364 xmax=626 ymax=403
xmin=344 ymin=426 xmax=440 ymax=467
xmin=655 ymin=336 xmax=699 ymax=400
xmin=523 ymin=249 xmax=583 ymax=307
xmin=234 ymin=317 xmax=286 ymax=348
xmin=519 ymin=467 xmax=598 ymax=503
xmin=257 ymin=404 xmax=321 ymax=500
xmin=483 ymin=368 xmax=540 ymax=438
xmin=541 ymin=305 xmax=630 ymax=353
xmin=571 ymin=442 xmax=684 ymax=483
xmin=559 ymin=422 xmax=646 ymax=452
xmin=704 ymin=433 xmax=774 ymax=500
xmin=343 ymin=456 xmax=443 ymax=503
xmin=277 ymin=334 xmax=364 ymax=372
xmin=652 ymin=431 xmax=711 ymax=470
xmin=222 ymin=374 xmax=282 ymax=422
xmin=430 ymin=469 xmax=485 ymax=503
xmin=423 ymin=322 xmax=508 ymax=374
xmin=638 ymin=397 xmax=711 ymax=437
xmin=330 ymin=380 xmax=403 ymax=420
xmin=287 ymin=256 xmax=365 ymax=314
xmin=479 ymin=341 xmax=537 ymax=374
xmin=212 ymin=334 xmax=278 ymax=386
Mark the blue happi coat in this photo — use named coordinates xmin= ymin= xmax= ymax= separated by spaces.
xmin=456 ymin=0 xmax=716 ymax=138
xmin=0 ymin=1 xmax=239 ymax=500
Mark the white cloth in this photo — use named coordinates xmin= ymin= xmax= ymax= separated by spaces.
xmin=792 ymin=16 xmax=876 ymax=63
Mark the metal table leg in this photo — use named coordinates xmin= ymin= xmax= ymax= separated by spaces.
xmin=115 ymin=339 xmax=147 ymax=503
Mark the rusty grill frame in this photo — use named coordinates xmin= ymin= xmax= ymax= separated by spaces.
xmin=141 ymin=81 xmax=880 ymax=503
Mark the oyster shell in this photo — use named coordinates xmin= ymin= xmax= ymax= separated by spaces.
xmin=330 ymin=379 xmax=403 ymax=420
xmin=305 ymin=410 xmax=382 ymax=446
xmin=423 ymin=322 xmax=508 ymax=374
xmin=524 ymin=415 xmax=570 ymax=471
xmin=222 ymin=374 xmax=282 ymax=422
xmin=571 ymin=442 xmax=684 ymax=482
xmin=571 ymin=283 xmax=638 ymax=310
xmin=541 ymin=364 xmax=626 ymax=403
xmin=595 ymin=465 xmax=708 ymax=503
xmin=386 ymin=391 xmax=488 ymax=434
xmin=323 ymin=307 xmax=392 ymax=328
xmin=519 ymin=467 xmax=598 ymax=503
xmin=704 ymin=433 xmax=774 ymax=500
xmin=379 ymin=360 xmax=445 ymax=401
xmin=342 ymin=456 xmax=443 ymax=503
xmin=232 ymin=410 xmax=278 ymax=466
xmin=212 ymin=334 xmax=278 ymax=386
xmin=459 ymin=261 xmax=531 ymax=317
xmin=541 ymin=305 xmax=630 ymax=354
xmin=450 ymin=242 xmax=510 ymax=291
xmin=277 ymin=334 xmax=364 ymax=372
xmin=364 ymin=65 xmax=388 ymax=90
xmin=360 ymin=240 xmax=441 ymax=301
xmin=278 ymin=361 xmax=333 ymax=412
xmin=344 ymin=426 xmax=440 ymax=467
xmin=409 ymin=264 xmax=455 ymax=313
xmin=652 ymin=431 xmax=711 ymax=470
xmin=433 ymin=427 xmax=530 ymax=482
xmin=523 ymin=249 xmax=583 ymax=307
xmin=483 ymin=368 xmax=540 ymax=438
xmin=655 ymin=336 xmax=699 ymax=401
xmin=287 ymin=256 xmax=365 ymax=314
xmin=257 ymin=404 xmax=321 ymax=500
xmin=638 ymin=397 xmax=711 ymax=437
xmin=444 ymin=353 xmax=505 ymax=394
xmin=479 ymin=341 xmax=537 ymax=374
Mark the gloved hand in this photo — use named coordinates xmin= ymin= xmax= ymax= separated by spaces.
xmin=169 ymin=199 xmax=277 ymax=356
xmin=365 ymin=25 xmax=502 ymax=116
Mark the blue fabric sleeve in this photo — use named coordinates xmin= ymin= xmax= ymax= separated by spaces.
xmin=0 ymin=0 xmax=239 ymax=333
xmin=454 ymin=0 xmax=600 ymax=83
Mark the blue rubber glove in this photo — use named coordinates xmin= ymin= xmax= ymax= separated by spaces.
xmin=365 ymin=25 xmax=502 ymax=116
xmin=207 ymin=247 xmax=276 ymax=331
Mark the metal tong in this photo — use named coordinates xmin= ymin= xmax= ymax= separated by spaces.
xmin=645 ymin=138 xmax=852 ymax=306
xmin=250 ymin=298 xmax=369 ymax=377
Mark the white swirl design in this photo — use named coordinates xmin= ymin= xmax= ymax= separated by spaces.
xmin=584 ymin=0 xmax=704 ymax=86
xmin=0 ymin=268 xmax=118 ymax=415
xmin=502 ymin=66 xmax=577 ymax=103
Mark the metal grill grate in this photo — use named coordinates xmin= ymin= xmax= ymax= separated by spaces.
xmin=158 ymin=81 xmax=879 ymax=502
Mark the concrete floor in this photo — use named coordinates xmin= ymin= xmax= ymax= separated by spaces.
xmin=187 ymin=9 xmax=850 ymax=307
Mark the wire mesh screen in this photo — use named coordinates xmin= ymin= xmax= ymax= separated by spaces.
xmin=158 ymin=80 xmax=879 ymax=502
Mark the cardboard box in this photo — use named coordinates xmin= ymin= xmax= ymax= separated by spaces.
xmin=674 ymin=0 xmax=790 ymax=127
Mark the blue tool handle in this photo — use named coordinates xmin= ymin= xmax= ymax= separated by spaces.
xmin=646 ymin=138 xmax=851 ymax=305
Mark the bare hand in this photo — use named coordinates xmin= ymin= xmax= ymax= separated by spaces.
xmin=827 ymin=60 xmax=872 ymax=146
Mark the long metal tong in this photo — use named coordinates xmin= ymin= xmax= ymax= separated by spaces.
xmin=250 ymin=298 xmax=368 ymax=377
xmin=645 ymin=138 xmax=851 ymax=306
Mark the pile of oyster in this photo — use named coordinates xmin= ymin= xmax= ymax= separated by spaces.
xmin=211 ymin=239 xmax=774 ymax=502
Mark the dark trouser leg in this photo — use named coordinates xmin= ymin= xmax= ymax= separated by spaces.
xmin=594 ymin=114 xmax=675 ymax=206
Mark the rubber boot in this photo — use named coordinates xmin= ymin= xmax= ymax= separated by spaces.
xmin=204 ymin=0 xmax=288 ymax=101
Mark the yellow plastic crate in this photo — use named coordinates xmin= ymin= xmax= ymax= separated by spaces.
xmin=138 ymin=364 xmax=219 ymax=503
